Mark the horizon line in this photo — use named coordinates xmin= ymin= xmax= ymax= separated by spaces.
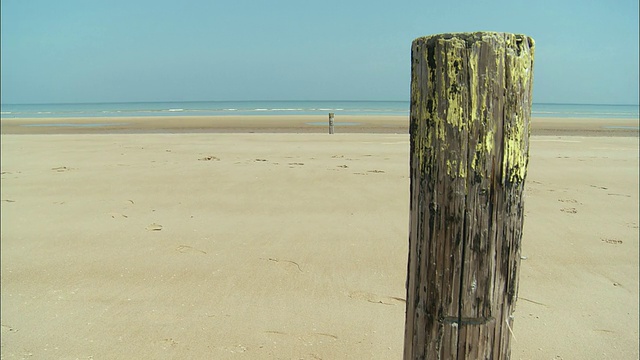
xmin=2 ymin=100 xmax=639 ymax=107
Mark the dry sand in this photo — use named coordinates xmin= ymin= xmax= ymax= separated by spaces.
xmin=1 ymin=116 xmax=638 ymax=359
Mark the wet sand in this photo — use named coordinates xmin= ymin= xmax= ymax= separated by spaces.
xmin=1 ymin=115 xmax=639 ymax=136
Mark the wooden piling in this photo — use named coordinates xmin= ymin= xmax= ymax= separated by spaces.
xmin=329 ymin=112 xmax=335 ymax=134
xmin=404 ymin=32 xmax=535 ymax=359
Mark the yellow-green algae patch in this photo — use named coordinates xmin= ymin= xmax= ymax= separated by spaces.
xmin=502 ymin=34 xmax=534 ymax=184
xmin=443 ymin=37 xmax=467 ymax=135
xmin=411 ymin=32 xmax=534 ymax=183
xmin=446 ymin=158 xmax=468 ymax=178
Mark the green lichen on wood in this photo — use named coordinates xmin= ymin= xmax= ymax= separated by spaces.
xmin=411 ymin=32 xmax=534 ymax=183
xmin=446 ymin=158 xmax=467 ymax=179
xmin=443 ymin=37 xmax=467 ymax=134
xmin=502 ymin=34 xmax=535 ymax=184
xmin=411 ymin=36 xmax=468 ymax=178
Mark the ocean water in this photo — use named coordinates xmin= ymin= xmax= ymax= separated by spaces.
xmin=0 ymin=101 xmax=638 ymax=119
xmin=0 ymin=101 xmax=407 ymax=118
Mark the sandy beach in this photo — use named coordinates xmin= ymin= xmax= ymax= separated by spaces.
xmin=1 ymin=116 xmax=638 ymax=359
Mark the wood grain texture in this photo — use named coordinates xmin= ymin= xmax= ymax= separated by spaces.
xmin=404 ymin=32 xmax=534 ymax=360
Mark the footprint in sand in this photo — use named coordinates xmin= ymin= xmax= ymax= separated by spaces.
xmin=558 ymin=199 xmax=579 ymax=204
xmin=264 ymin=330 xmax=339 ymax=342
xmin=146 ymin=223 xmax=163 ymax=231
xmin=590 ymin=185 xmax=608 ymax=190
xmin=607 ymin=193 xmax=631 ymax=197
xmin=176 ymin=244 xmax=207 ymax=254
xmin=601 ymin=238 xmax=623 ymax=245
xmin=348 ymin=291 xmax=405 ymax=305
xmin=560 ymin=207 xmax=577 ymax=214
xmin=1 ymin=324 xmax=18 ymax=333
xmin=198 ymin=156 xmax=220 ymax=161
xmin=163 ymin=338 xmax=178 ymax=347
xmin=108 ymin=212 xmax=129 ymax=219
xmin=260 ymin=257 xmax=303 ymax=272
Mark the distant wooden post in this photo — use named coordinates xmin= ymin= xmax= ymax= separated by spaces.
xmin=329 ymin=112 xmax=335 ymax=134
xmin=404 ymin=32 xmax=535 ymax=359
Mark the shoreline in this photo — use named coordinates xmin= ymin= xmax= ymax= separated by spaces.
xmin=1 ymin=114 xmax=639 ymax=136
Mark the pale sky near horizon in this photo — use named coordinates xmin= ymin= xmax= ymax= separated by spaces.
xmin=1 ymin=0 xmax=638 ymax=105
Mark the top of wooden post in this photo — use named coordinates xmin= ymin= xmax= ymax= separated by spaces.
xmin=413 ymin=31 xmax=534 ymax=50
xmin=409 ymin=30 xmax=535 ymax=185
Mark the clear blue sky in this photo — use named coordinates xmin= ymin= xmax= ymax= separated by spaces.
xmin=1 ymin=0 xmax=638 ymax=105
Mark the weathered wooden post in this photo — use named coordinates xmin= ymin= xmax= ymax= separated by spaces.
xmin=404 ymin=32 xmax=535 ymax=359
xmin=328 ymin=112 xmax=335 ymax=134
